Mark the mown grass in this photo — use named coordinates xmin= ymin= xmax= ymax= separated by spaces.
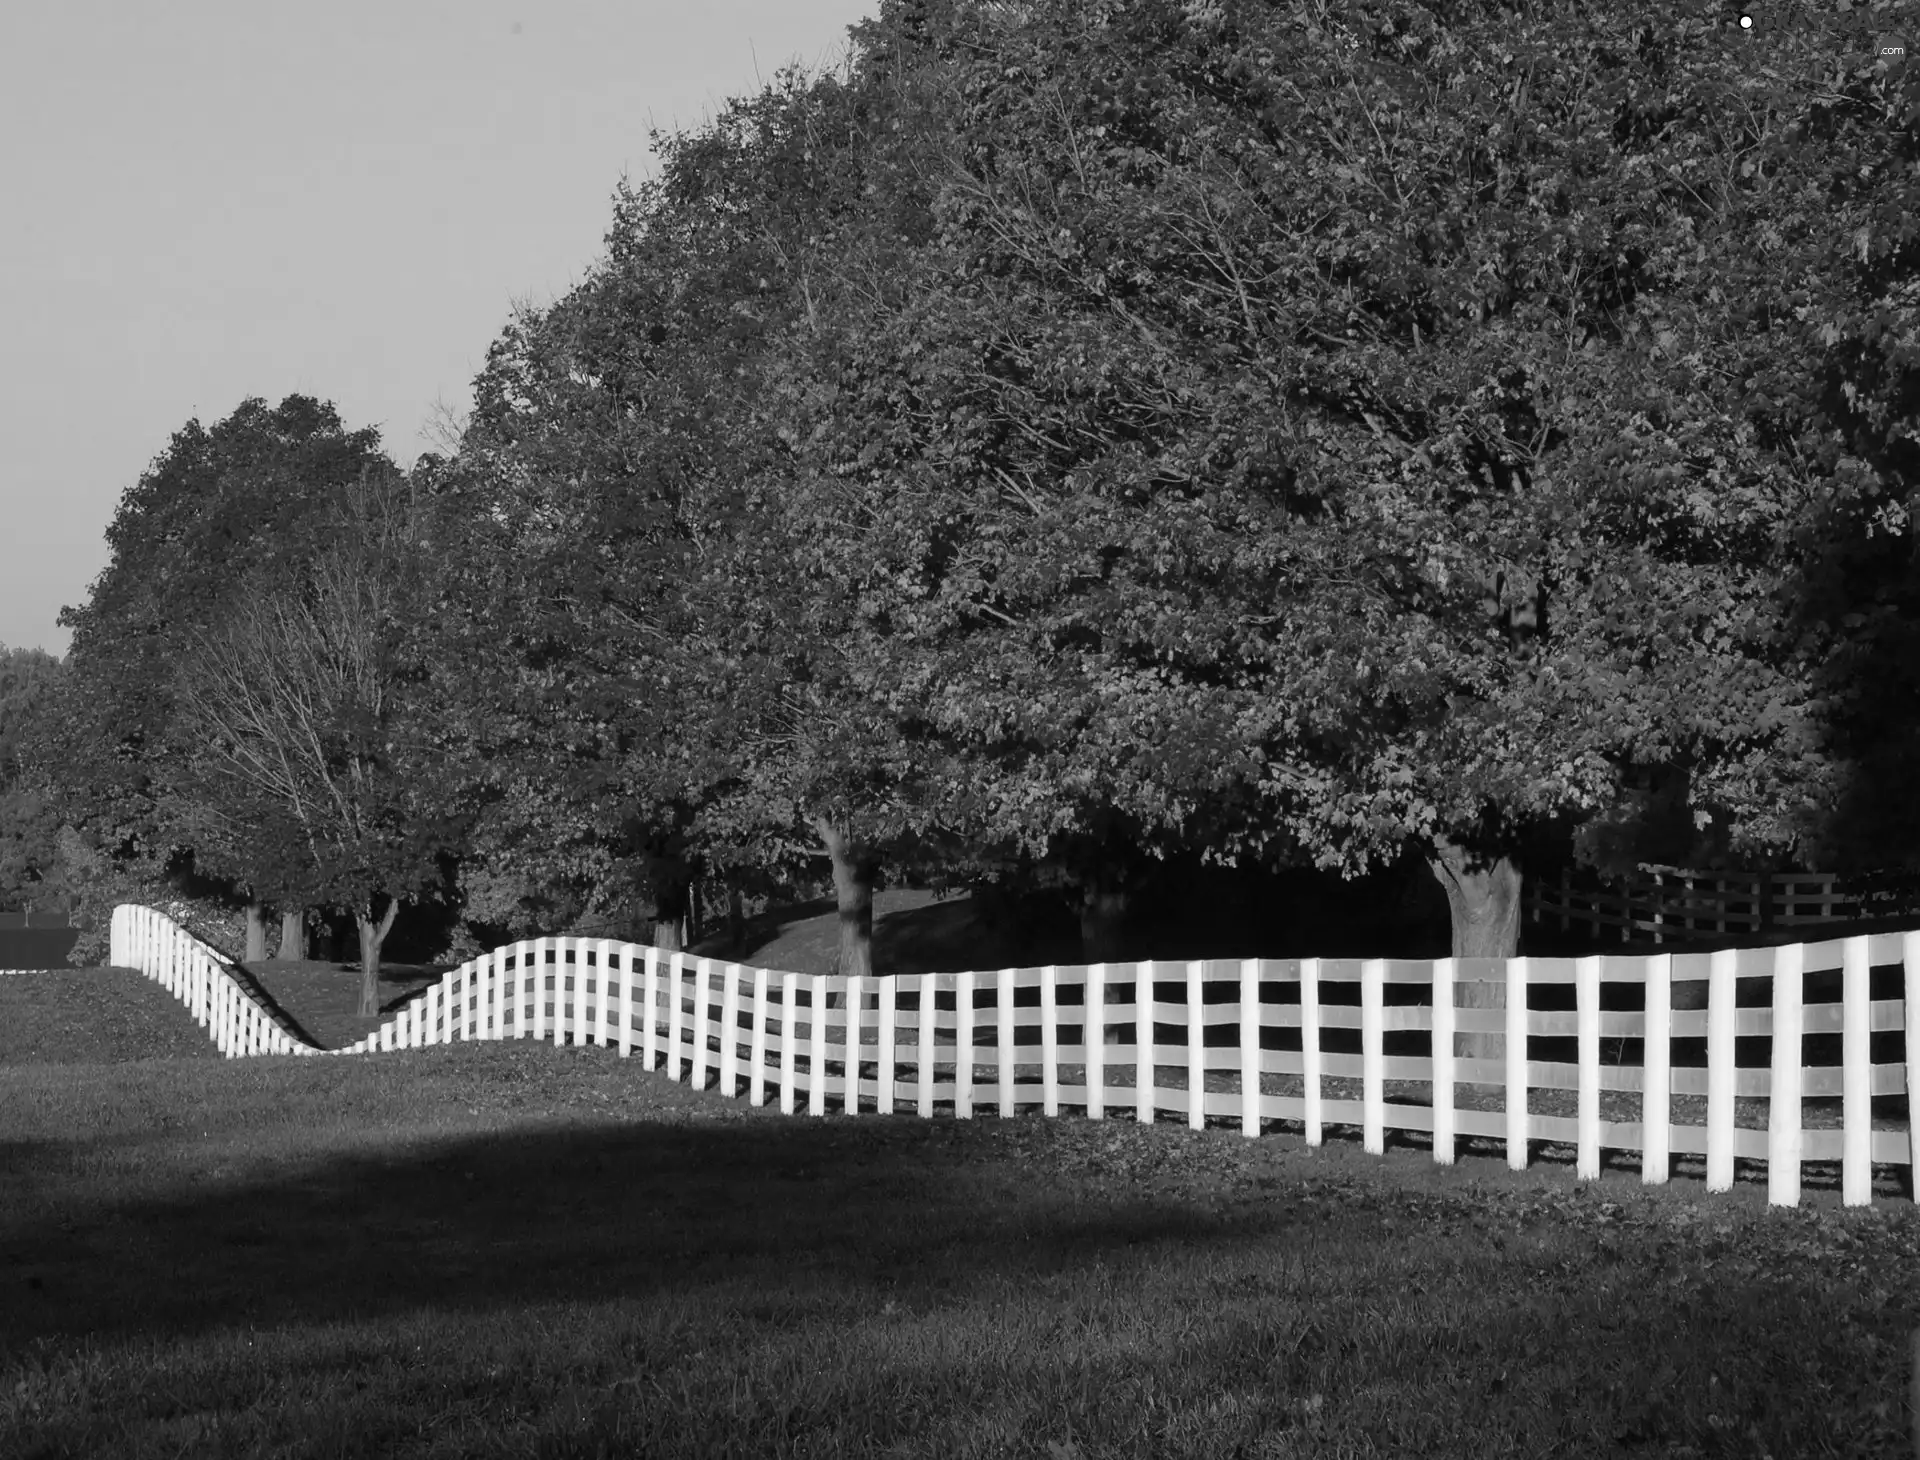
xmin=5 ymin=1019 xmax=1919 ymax=1459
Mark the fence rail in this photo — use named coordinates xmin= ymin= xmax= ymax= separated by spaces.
xmin=107 ymin=903 xmax=1920 ymax=1210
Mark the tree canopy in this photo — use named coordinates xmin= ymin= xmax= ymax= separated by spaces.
xmin=29 ymin=0 xmax=1920 ymax=992
xmin=410 ymin=0 xmax=1920 ymax=990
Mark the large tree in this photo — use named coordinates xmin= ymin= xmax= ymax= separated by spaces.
xmin=424 ymin=57 xmax=1023 ymax=980
xmin=430 ymin=0 xmax=1902 ymax=1037
xmin=720 ymin=0 xmax=1897 ymax=1059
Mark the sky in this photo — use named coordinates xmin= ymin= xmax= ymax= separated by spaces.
xmin=0 ymin=0 xmax=879 ymax=658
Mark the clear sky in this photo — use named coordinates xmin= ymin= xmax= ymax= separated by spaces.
xmin=0 ymin=0 xmax=879 ymax=658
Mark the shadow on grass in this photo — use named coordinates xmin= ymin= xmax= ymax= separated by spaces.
xmin=9 ymin=1063 xmax=1913 ymax=1361
xmin=0 ymin=1085 xmax=1260 ymax=1355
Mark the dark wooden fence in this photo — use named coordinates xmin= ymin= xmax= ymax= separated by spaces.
xmin=1526 ymin=864 xmax=1920 ymax=950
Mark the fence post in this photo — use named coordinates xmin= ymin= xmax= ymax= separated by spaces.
xmin=1904 ymin=932 xmax=1920 ymax=1204
xmin=780 ymin=970 xmax=799 ymax=1115
xmin=1302 ymin=958 xmax=1322 ymax=1148
xmin=455 ymin=955 xmax=470 ymax=1042
xmin=559 ymin=938 xmax=576 ymax=1043
xmin=1644 ymin=953 xmax=1672 ymax=1186
xmin=879 ymin=974 xmax=898 ymax=1116
xmin=691 ymin=958 xmax=714 ymax=1092
xmin=1136 ymin=963 xmax=1155 ymax=1127
xmin=1843 ymin=935 xmax=1872 ymax=1207
xmin=667 ymin=952 xmax=687 ymax=1082
xmin=1361 ymin=958 xmax=1385 ymax=1156
xmin=570 ymin=940 xmax=588 ymax=1045
xmin=1506 ymin=956 xmax=1529 ymax=1172
xmin=1706 ymin=947 xmax=1738 ymax=1192
xmin=956 ymin=971 xmax=975 ymax=1119
xmin=1432 ymin=957 xmax=1456 ymax=1165
xmin=846 ymin=972 xmax=866 ymax=1116
xmin=531 ymin=938 xmax=550 ymax=1041
xmin=596 ymin=941 xmax=615 ymax=1047
xmin=509 ymin=944 xmax=523 ymax=1040
xmin=1087 ymin=963 xmax=1106 ymax=1121
xmin=1041 ymin=965 xmax=1059 ymax=1118
xmin=1240 ymin=958 xmax=1261 ymax=1140
xmin=642 ymin=947 xmax=660 ymax=1069
xmin=720 ymin=962 xmax=742 ymax=1097
xmin=619 ymin=947 xmax=635 ymax=1058
xmin=918 ymin=973 xmax=937 ymax=1117
xmin=1768 ymin=941 xmax=1805 ymax=1207
xmin=809 ymin=973 xmax=829 ymax=1116
xmin=997 ymin=967 xmax=1016 ymax=1119
xmin=750 ymin=966 xmax=769 ymax=1105
xmin=490 ymin=950 xmax=505 ymax=1039
xmin=1576 ymin=954 xmax=1602 ymax=1182
xmin=1188 ymin=960 xmax=1207 ymax=1133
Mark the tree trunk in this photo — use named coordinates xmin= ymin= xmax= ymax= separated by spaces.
xmin=244 ymin=899 xmax=268 ymax=963
xmin=276 ymin=908 xmax=307 ymax=962
xmin=727 ymin=884 xmax=746 ymax=952
xmin=1077 ymin=866 xmax=1133 ymax=1044
xmin=814 ymin=816 xmax=877 ymax=983
xmin=651 ymin=869 xmax=690 ymax=951
xmin=1429 ymin=835 xmax=1523 ymax=1060
xmin=354 ymin=897 xmax=401 ymax=1018
xmin=1080 ymin=887 xmax=1130 ymax=963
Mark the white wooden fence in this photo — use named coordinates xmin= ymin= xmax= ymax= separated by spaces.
xmin=107 ymin=902 xmax=1920 ymax=1210
xmin=109 ymin=904 xmax=314 ymax=1055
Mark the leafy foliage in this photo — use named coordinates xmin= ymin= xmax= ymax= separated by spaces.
xmin=36 ymin=397 xmax=402 ymax=930
xmin=0 ymin=645 xmax=65 ymax=910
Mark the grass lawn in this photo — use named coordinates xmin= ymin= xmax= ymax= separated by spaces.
xmin=3 ymin=901 xmax=1920 ymax=1457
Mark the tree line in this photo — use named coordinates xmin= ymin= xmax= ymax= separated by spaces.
xmin=3 ymin=0 xmax=1916 ymax=1027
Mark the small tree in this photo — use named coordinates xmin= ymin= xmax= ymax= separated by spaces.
xmin=168 ymin=470 xmax=462 ymax=1014
xmin=41 ymin=396 xmax=401 ymax=948
xmin=0 ymin=645 xmax=66 ymax=913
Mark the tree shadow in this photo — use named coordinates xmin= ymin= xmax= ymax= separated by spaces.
xmin=0 ymin=1097 xmax=1262 ymax=1354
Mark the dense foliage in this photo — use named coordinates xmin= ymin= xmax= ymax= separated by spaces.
xmin=16 ymin=0 xmax=1920 ymax=990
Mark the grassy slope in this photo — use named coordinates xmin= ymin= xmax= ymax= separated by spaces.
xmin=3 ymin=894 xmax=1918 ymax=1456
